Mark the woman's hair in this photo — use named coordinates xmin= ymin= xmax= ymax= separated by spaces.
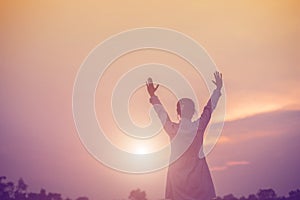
xmin=176 ymin=98 xmax=195 ymax=119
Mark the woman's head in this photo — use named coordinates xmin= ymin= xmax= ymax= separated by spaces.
xmin=176 ymin=98 xmax=195 ymax=119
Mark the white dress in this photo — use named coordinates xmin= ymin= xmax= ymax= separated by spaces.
xmin=150 ymin=89 xmax=221 ymax=200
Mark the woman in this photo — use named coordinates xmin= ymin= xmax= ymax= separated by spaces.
xmin=146 ymin=72 xmax=223 ymax=200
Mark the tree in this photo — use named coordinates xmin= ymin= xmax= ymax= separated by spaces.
xmin=47 ymin=192 xmax=63 ymax=200
xmin=129 ymin=189 xmax=147 ymax=200
xmin=239 ymin=196 xmax=247 ymax=200
xmin=223 ymin=194 xmax=238 ymax=200
xmin=215 ymin=197 xmax=223 ymax=200
xmin=15 ymin=178 xmax=28 ymax=200
xmin=0 ymin=176 xmax=12 ymax=200
xmin=288 ymin=189 xmax=300 ymax=200
xmin=248 ymin=194 xmax=258 ymax=200
xmin=257 ymin=189 xmax=277 ymax=200
xmin=76 ymin=197 xmax=89 ymax=200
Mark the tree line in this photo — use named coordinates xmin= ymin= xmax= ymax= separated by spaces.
xmin=1 ymin=176 xmax=299 ymax=200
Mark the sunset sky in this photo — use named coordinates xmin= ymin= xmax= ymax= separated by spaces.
xmin=1 ymin=1 xmax=300 ymax=199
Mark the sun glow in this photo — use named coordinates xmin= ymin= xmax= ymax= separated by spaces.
xmin=134 ymin=145 xmax=149 ymax=155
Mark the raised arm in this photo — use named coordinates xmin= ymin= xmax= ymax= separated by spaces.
xmin=146 ymin=78 xmax=177 ymax=137
xmin=198 ymin=71 xmax=223 ymax=131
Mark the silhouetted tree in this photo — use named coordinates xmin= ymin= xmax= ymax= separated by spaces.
xmin=76 ymin=197 xmax=89 ymax=200
xmin=288 ymin=189 xmax=300 ymax=200
xmin=129 ymin=189 xmax=147 ymax=200
xmin=15 ymin=178 xmax=28 ymax=200
xmin=39 ymin=189 xmax=47 ymax=200
xmin=223 ymin=193 xmax=238 ymax=200
xmin=257 ymin=189 xmax=277 ymax=200
xmin=2 ymin=175 xmax=300 ymax=200
xmin=0 ymin=176 xmax=9 ymax=200
xmin=248 ymin=194 xmax=258 ymax=200
xmin=6 ymin=181 xmax=15 ymax=199
xmin=276 ymin=196 xmax=286 ymax=200
xmin=239 ymin=196 xmax=247 ymax=200
xmin=47 ymin=192 xmax=63 ymax=200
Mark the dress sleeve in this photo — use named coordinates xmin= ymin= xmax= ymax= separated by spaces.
xmin=149 ymin=95 xmax=177 ymax=137
xmin=197 ymin=89 xmax=222 ymax=131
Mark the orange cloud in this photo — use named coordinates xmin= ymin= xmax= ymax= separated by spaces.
xmin=227 ymin=161 xmax=250 ymax=166
xmin=211 ymin=160 xmax=250 ymax=172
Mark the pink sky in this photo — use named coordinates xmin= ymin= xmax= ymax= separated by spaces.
xmin=1 ymin=1 xmax=300 ymax=199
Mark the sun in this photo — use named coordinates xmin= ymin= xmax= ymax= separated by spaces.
xmin=134 ymin=145 xmax=149 ymax=155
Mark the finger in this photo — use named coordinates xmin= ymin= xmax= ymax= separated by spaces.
xmin=147 ymin=77 xmax=153 ymax=84
xmin=154 ymin=84 xmax=160 ymax=91
xmin=220 ymin=73 xmax=223 ymax=79
xmin=212 ymin=80 xmax=216 ymax=85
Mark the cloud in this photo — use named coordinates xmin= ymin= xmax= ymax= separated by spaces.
xmin=211 ymin=160 xmax=250 ymax=172
xmin=208 ymin=109 xmax=300 ymax=197
xmin=211 ymin=166 xmax=227 ymax=172
xmin=214 ymin=109 xmax=300 ymax=144
xmin=227 ymin=161 xmax=250 ymax=166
